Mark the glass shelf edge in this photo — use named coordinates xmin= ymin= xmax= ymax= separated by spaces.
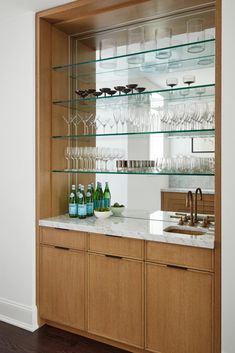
xmin=52 ymin=129 xmax=215 ymax=139
xmin=53 ymin=84 xmax=215 ymax=105
xmin=52 ymin=39 xmax=215 ymax=71
xmin=52 ymin=170 xmax=214 ymax=176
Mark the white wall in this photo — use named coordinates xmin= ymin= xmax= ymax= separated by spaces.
xmin=222 ymin=1 xmax=235 ymax=352
xmin=0 ymin=11 xmax=36 ymax=330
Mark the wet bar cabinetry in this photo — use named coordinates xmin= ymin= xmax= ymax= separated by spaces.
xmin=39 ymin=226 xmax=214 ymax=353
xmin=37 ymin=1 xmax=221 ymax=353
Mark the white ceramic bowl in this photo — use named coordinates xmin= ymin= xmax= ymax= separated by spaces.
xmin=94 ymin=210 xmax=112 ymax=219
xmin=110 ymin=206 xmax=125 ymax=216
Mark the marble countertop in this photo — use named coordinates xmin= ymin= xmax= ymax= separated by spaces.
xmin=161 ymin=188 xmax=215 ymax=194
xmin=39 ymin=211 xmax=214 ymax=249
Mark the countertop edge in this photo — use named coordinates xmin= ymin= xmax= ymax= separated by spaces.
xmin=39 ymin=218 xmax=214 ymax=250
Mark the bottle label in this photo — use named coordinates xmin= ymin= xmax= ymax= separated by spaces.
xmin=78 ymin=204 xmax=86 ymax=217
xmin=87 ymin=202 xmax=94 ymax=215
xmin=69 ymin=203 xmax=77 ymax=216
xmin=104 ymin=199 xmax=110 ymax=208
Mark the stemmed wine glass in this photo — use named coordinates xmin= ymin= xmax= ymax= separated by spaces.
xmin=113 ymin=111 xmax=120 ymax=133
xmin=62 ymin=114 xmax=76 ymax=135
xmin=64 ymin=147 xmax=71 ymax=171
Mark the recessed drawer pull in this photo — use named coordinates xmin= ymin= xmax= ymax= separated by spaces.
xmin=54 ymin=246 xmax=70 ymax=251
xmin=104 ymin=234 xmax=122 ymax=238
xmin=105 ymin=254 xmax=123 ymax=260
xmin=167 ymin=264 xmax=188 ymax=271
xmin=54 ymin=228 xmax=70 ymax=231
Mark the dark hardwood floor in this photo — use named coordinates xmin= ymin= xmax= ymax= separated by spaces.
xmin=0 ymin=322 xmax=130 ymax=353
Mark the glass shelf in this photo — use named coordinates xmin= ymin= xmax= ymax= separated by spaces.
xmin=53 ymin=84 xmax=215 ymax=109
xmin=53 ymin=39 xmax=215 ymax=80
xmin=52 ymin=170 xmax=214 ymax=176
xmin=52 ymin=129 xmax=215 ymax=139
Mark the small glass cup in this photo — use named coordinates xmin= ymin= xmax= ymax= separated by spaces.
xmin=155 ymin=28 xmax=172 ymax=59
xmin=187 ymin=18 xmax=205 ymax=53
xmin=127 ymin=26 xmax=145 ymax=65
xmin=99 ymin=38 xmax=117 ymax=69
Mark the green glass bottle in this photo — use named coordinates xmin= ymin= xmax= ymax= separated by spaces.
xmin=86 ymin=184 xmax=94 ymax=216
xmin=90 ymin=182 xmax=94 ymax=196
xmin=69 ymin=184 xmax=77 ymax=218
xmin=103 ymin=182 xmax=111 ymax=209
xmin=98 ymin=182 xmax=104 ymax=209
xmin=93 ymin=181 xmax=100 ymax=210
xmin=77 ymin=185 xmax=87 ymax=219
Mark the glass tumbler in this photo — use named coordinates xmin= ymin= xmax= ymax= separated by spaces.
xmin=155 ymin=27 xmax=172 ymax=59
xmin=187 ymin=18 xmax=205 ymax=53
xmin=127 ymin=26 xmax=145 ymax=64
xmin=99 ymin=38 xmax=117 ymax=69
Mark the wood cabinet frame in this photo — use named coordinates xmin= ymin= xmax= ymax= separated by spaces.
xmin=36 ymin=1 xmax=221 ymax=352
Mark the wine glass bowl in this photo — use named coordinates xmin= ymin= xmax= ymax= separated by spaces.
xmin=183 ymin=75 xmax=196 ymax=86
xmin=100 ymin=88 xmax=111 ymax=97
xmin=126 ymin=84 xmax=138 ymax=93
xmin=121 ymin=88 xmax=131 ymax=94
xmin=93 ymin=91 xmax=103 ymax=98
xmin=134 ymin=87 xmax=146 ymax=93
xmin=166 ymin=78 xmax=178 ymax=89
xmin=108 ymin=90 xmax=117 ymax=96
xmin=114 ymin=86 xmax=126 ymax=95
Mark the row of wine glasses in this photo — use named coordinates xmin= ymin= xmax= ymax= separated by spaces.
xmin=61 ymin=100 xmax=214 ymax=135
xmin=116 ymin=156 xmax=215 ymax=174
xmin=155 ymin=156 xmax=215 ymax=174
xmin=65 ymin=147 xmax=125 ymax=172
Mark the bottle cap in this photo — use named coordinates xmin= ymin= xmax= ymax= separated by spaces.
xmin=72 ymin=185 xmax=76 ymax=189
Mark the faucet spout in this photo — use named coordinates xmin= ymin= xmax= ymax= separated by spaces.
xmin=186 ymin=191 xmax=194 ymax=226
xmin=195 ymin=188 xmax=203 ymax=223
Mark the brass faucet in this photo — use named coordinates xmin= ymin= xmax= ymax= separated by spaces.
xmin=186 ymin=191 xmax=194 ymax=226
xmin=194 ymin=188 xmax=203 ymax=223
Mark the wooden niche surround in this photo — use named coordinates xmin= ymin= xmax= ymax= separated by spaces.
xmin=36 ymin=1 xmax=221 ymax=353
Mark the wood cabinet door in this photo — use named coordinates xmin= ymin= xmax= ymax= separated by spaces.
xmin=40 ymin=245 xmax=85 ymax=330
xmin=146 ymin=263 xmax=213 ymax=353
xmin=88 ymin=253 xmax=144 ymax=348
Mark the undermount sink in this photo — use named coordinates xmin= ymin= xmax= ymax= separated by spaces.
xmin=163 ymin=226 xmax=206 ymax=236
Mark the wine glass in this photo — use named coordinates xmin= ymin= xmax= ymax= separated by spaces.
xmin=64 ymin=147 xmax=71 ymax=171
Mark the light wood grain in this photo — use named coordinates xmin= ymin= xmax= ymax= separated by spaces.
xmin=40 ymin=227 xmax=86 ymax=250
xmin=40 ymin=245 xmax=86 ymax=330
xmin=146 ymin=241 xmax=214 ymax=272
xmin=88 ymin=253 xmax=144 ymax=348
xmin=37 ymin=0 xmax=215 ymax=36
xmin=145 ymin=262 xmax=214 ymax=353
xmin=89 ymin=233 xmax=144 ymax=259
xmin=51 ymin=27 xmax=70 ymax=216
xmin=161 ymin=191 xmax=214 ymax=214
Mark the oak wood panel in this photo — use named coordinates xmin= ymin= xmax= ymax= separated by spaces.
xmin=51 ymin=27 xmax=70 ymax=216
xmin=89 ymin=233 xmax=144 ymax=259
xmin=88 ymin=253 xmax=144 ymax=348
xmin=38 ymin=0 xmax=215 ymax=36
xmin=161 ymin=191 xmax=214 ymax=214
xmin=40 ymin=245 xmax=86 ymax=330
xmin=40 ymin=227 xmax=86 ymax=250
xmin=146 ymin=263 xmax=214 ymax=353
xmin=146 ymin=241 xmax=214 ymax=272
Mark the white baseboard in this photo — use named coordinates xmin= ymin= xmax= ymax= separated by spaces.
xmin=0 ymin=297 xmax=38 ymax=331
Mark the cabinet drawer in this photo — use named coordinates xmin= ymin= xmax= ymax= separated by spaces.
xmin=89 ymin=233 xmax=144 ymax=260
xmin=40 ymin=227 xmax=86 ymax=251
xmin=146 ymin=241 xmax=214 ymax=272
